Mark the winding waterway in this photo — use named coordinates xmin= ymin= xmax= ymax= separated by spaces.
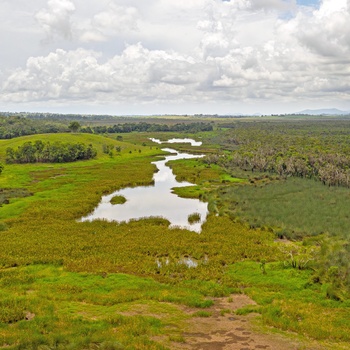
xmin=81 ymin=139 xmax=208 ymax=232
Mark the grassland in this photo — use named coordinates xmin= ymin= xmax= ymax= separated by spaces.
xmin=0 ymin=129 xmax=349 ymax=349
xmin=214 ymin=177 xmax=350 ymax=238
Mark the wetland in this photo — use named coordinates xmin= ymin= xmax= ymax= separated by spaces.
xmin=0 ymin=115 xmax=349 ymax=350
xmin=81 ymin=140 xmax=208 ymax=232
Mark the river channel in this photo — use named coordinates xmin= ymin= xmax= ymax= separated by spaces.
xmin=81 ymin=138 xmax=208 ymax=232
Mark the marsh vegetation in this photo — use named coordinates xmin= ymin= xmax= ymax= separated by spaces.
xmin=110 ymin=195 xmax=127 ymax=205
xmin=187 ymin=213 xmax=201 ymax=224
xmin=0 ymin=115 xmax=349 ymax=349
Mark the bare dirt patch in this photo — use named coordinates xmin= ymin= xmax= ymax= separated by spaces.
xmin=170 ymin=294 xmax=325 ymax=350
xmin=119 ymin=294 xmax=336 ymax=350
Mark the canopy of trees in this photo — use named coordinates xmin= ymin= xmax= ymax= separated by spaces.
xmin=0 ymin=116 xmax=68 ymax=139
xmin=206 ymin=121 xmax=350 ymax=188
xmin=80 ymin=122 xmax=213 ymax=134
xmin=6 ymin=141 xmax=97 ymax=164
xmin=0 ymin=115 xmax=213 ymax=139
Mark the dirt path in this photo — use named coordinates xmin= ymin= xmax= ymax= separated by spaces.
xmin=122 ymin=293 xmax=336 ymax=349
xmin=171 ymin=294 xmax=324 ymax=350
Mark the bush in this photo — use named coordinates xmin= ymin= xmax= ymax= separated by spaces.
xmin=110 ymin=195 xmax=127 ymax=205
xmin=188 ymin=212 xmax=201 ymax=224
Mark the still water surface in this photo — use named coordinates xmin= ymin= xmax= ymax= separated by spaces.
xmin=81 ymin=140 xmax=208 ymax=232
xmin=149 ymin=138 xmax=202 ymax=146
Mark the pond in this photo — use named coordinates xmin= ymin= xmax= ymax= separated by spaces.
xmin=81 ymin=139 xmax=208 ymax=232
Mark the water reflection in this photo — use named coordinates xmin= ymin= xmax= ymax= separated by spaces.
xmin=179 ymin=257 xmax=198 ymax=268
xmin=81 ymin=141 xmax=208 ymax=232
xmin=149 ymin=138 xmax=202 ymax=146
xmin=156 ymin=256 xmax=199 ymax=268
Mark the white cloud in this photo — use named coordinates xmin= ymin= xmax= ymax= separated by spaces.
xmin=317 ymin=0 xmax=348 ymax=16
xmin=293 ymin=0 xmax=350 ymax=57
xmin=78 ymin=3 xmax=140 ymax=42
xmin=1 ymin=45 xmax=203 ymax=104
xmin=35 ymin=0 xmax=76 ymax=41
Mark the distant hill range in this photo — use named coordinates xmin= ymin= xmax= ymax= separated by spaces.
xmin=297 ymin=108 xmax=350 ymax=115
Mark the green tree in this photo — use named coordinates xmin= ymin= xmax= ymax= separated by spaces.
xmin=0 ymin=163 xmax=4 ymax=175
xmin=68 ymin=121 xmax=81 ymax=133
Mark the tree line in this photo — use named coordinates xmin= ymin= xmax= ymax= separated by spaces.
xmin=0 ymin=116 xmax=68 ymax=139
xmin=6 ymin=141 xmax=97 ymax=164
xmin=206 ymin=121 xmax=350 ymax=188
xmin=80 ymin=122 xmax=213 ymax=134
xmin=0 ymin=116 xmax=213 ymax=139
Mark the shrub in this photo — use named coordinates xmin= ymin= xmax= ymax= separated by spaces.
xmin=188 ymin=212 xmax=201 ymax=224
xmin=110 ymin=195 xmax=127 ymax=205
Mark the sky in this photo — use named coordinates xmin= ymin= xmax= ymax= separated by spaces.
xmin=0 ymin=0 xmax=349 ymax=115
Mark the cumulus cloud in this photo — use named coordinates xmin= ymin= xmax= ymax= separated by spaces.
xmin=1 ymin=0 xmax=350 ymax=113
xmin=79 ymin=3 xmax=140 ymax=42
xmin=35 ymin=0 xmax=76 ymax=41
xmin=289 ymin=0 xmax=350 ymax=58
xmin=1 ymin=45 xmax=204 ymax=104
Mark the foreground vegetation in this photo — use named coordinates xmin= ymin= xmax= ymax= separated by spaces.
xmin=0 ymin=117 xmax=349 ymax=349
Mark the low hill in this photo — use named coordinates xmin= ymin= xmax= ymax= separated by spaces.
xmin=297 ymin=108 xmax=350 ymax=115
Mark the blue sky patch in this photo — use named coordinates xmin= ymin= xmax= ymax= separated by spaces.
xmin=297 ymin=0 xmax=320 ymax=6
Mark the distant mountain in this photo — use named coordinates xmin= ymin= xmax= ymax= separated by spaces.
xmin=297 ymin=108 xmax=350 ymax=115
